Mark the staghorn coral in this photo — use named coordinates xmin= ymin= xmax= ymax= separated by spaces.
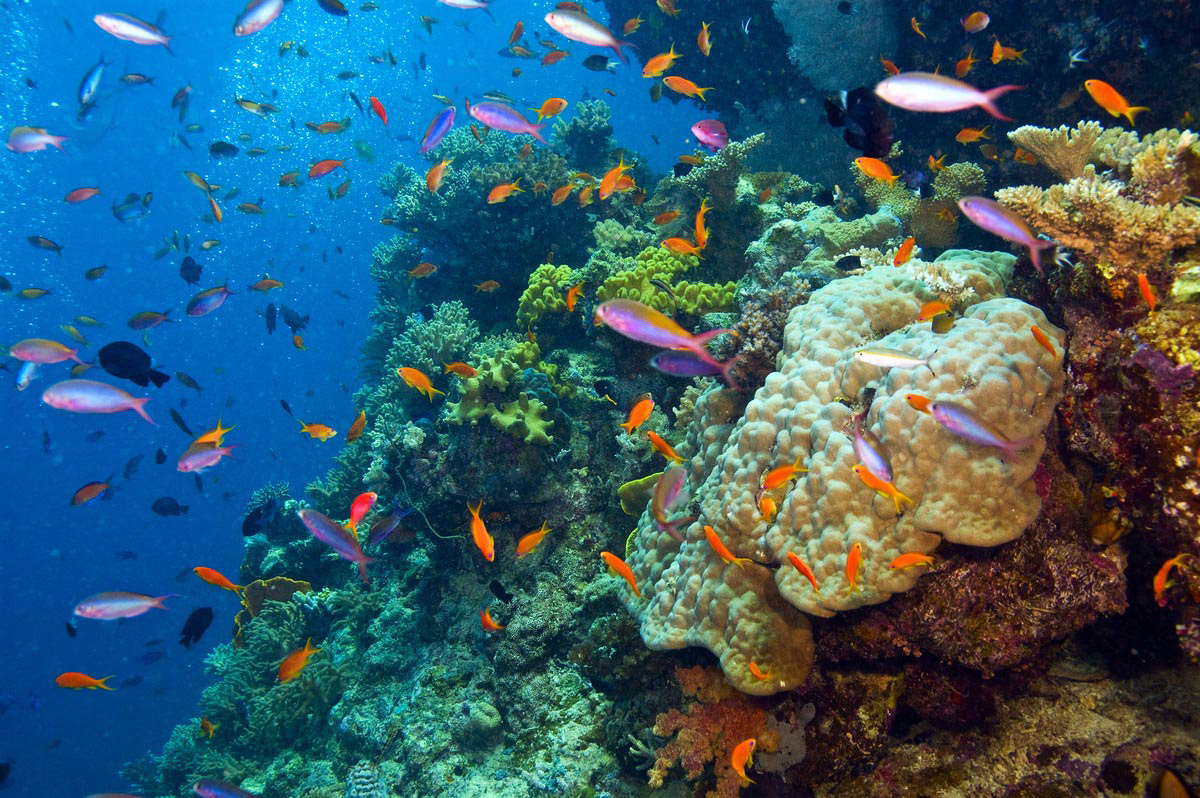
xmin=618 ymin=252 xmax=1066 ymax=694
xmin=1008 ymin=121 xmax=1103 ymax=181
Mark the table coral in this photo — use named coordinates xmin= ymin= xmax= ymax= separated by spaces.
xmin=618 ymin=251 xmax=1066 ymax=694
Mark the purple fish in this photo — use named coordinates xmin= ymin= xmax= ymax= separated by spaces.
xmin=367 ymin=507 xmax=414 ymax=546
xmin=957 ymin=196 xmax=1057 ymax=274
xmin=595 ymin=299 xmax=737 ymax=385
xmin=74 ymin=591 xmax=175 ymax=620
xmin=194 ymin=780 xmax=259 ymax=798
xmin=176 ymin=442 xmax=235 ymax=473
xmin=929 ymin=400 xmax=1034 ymax=458
xmin=6 ymin=126 xmax=68 ymax=153
xmin=233 ymin=0 xmax=283 ymax=35
xmin=93 ymin=12 xmax=172 ymax=50
xmin=650 ymin=350 xmax=723 ymax=377
xmin=852 ymin=425 xmax=893 ymax=483
xmin=298 ymin=508 xmax=376 ymax=584
xmin=186 ymin=283 xmax=234 ymax=316
xmin=419 ymin=106 xmax=456 ymax=154
xmin=466 ymin=101 xmax=547 ymax=144
xmin=690 ymin=119 xmax=728 ymax=152
xmin=651 ymin=466 xmax=690 ymax=542
xmin=874 ymin=72 xmax=1020 ymax=120
xmin=42 ymin=379 xmax=156 ymax=425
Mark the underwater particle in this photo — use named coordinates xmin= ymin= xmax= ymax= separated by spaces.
xmin=179 ymin=607 xmax=214 ymax=648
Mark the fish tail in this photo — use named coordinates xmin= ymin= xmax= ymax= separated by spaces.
xmin=98 ymin=676 xmax=116 ymax=690
xmin=357 ymin=557 xmax=374 ymax=584
xmin=528 ymin=123 xmax=548 ymax=145
xmin=131 ymin=397 xmax=157 ymax=426
xmin=980 ymin=84 xmax=1022 ymax=121
xmin=1125 ymin=106 xmax=1149 ymax=126
xmin=1028 ymin=238 xmax=1058 ymax=275
xmin=610 ymin=40 xmax=633 ymax=64
xmin=717 ymin=353 xmax=742 ymax=388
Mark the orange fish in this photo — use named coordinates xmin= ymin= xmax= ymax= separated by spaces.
xmin=853 ymin=464 xmax=912 ymax=513
xmin=599 ymin=156 xmax=631 ymax=200
xmin=1153 ymin=554 xmax=1191 ymax=603
xmin=748 ymin=661 xmax=770 ymax=680
xmin=199 ymin=716 xmax=218 ymax=738
xmin=905 ymin=393 xmax=932 ymax=414
xmin=280 ymin=171 xmax=300 ymax=187
xmin=444 ymin=362 xmax=477 ymax=378
xmin=530 ymin=97 xmax=567 ymax=122
xmin=935 ymin=207 xmax=956 ymax=224
xmin=642 ymin=44 xmax=680 ymax=78
xmin=910 ymin=17 xmax=926 ymax=39
xmin=551 ymin=184 xmax=574 ymax=205
xmin=1136 ymin=273 xmax=1157 ymax=312
xmin=426 ymin=158 xmax=452 ymax=193
xmin=677 ymin=155 xmax=703 ymax=166
xmin=64 ymin=187 xmax=101 ymax=203
xmin=408 ymin=262 xmax=438 ymax=278
xmin=193 ymin=566 xmax=242 ymax=594
xmin=758 ymin=186 xmax=773 ymax=203
xmin=880 ymin=57 xmax=901 ymax=75
xmin=578 ymin=184 xmax=594 ymax=206
xmin=600 ymin=551 xmax=641 ymax=597
xmin=71 ymin=479 xmax=113 ymax=506
xmin=1084 ymin=79 xmax=1148 ymax=126
xmin=278 ymin=638 xmax=319 ymax=683
xmin=1031 ymin=325 xmax=1057 ymax=358
xmin=845 ymin=541 xmax=863 ymax=593
xmin=855 ymin=156 xmax=898 ymax=185
xmin=508 ymin=19 xmax=523 ymax=45
xmin=56 ymin=672 xmax=114 ymax=690
xmin=299 ymin=420 xmax=338 ymax=441
xmin=251 ymin=276 xmax=283 ymax=292
xmin=345 ymin=491 xmax=378 ymax=533
xmin=662 ymin=76 xmax=712 ymax=101
xmin=475 ymin=280 xmax=501 ymax=292
xmin=516 ymin=520 xmax=552 ymax=558
xmin=208 ymin=193 xmax=223 ymax=223
xmin=346 ymin=410 xmax=367 ymax=443
xmin=653 ymin=210 xmax=681 ymax=225
xmin=646 ymin=430 xmax=684 ymax=464
xmin=487 ymin=180 xmax=523 ymax=204
xmin=193 ymin=418 xmax=234 ymax=446
xmin=468 ymin=500 xmax=494 ymax=562
xmin=292 ymin=334 xmax=306 ymax=351
xmin=891 ymin=552 xmax=934 ymax=569
xmin=760 ymin=455 xmax=807 ymax=491
xmin=623 ymin=15 xmax=642 ymax=34
xmin=731 ymin=738 xmax=756 ymax=786
xmin=481 ymin=607 xmax=506 ymax=632
xmin=565 ymin=281 xmax=585 ymax=312
xmin=1013 ymin=147 xmax=1038 ymax=165
xmin=787 ymin=551 xmax=821 ymax=593
xmin=661 ymin=237 xmax=702 ymax=257
xmin=704 ymin=524 xmax=751 ymax=569
xmin=308 ymin=159 xmax=344 ymax=179
xmin=697 ymin=21 xmax=711 ymax=56
xmin=758 ymin=494 xmax=777 ymax=522
xmin=990 ymin=37 xmax=1026 ymax=64
xmin=928 ymin=153 xmax=946 ymax=171
xmin=961 ymin=11 xmax=989 ymax=33
xmin=541 ymin=49 xmax=568 ymax=66
xmin=397 ymin=366 xmax=445 ymax=401
xmin=620 ymin=395 xmax=654 ymax=435
xmin=955 ymin=125 xmax=989 ymax=143
xmin=307 ymin=120 xmax=347 ymax=134
xmin=656 ymin=0 xmax=679 ymax=16
xmin=694 ymin=198 xmax=711 ymax=249
xmin=954 ymin=49 xmax=979 ymax=78
xmin=893 ymin=236 xmax=917 ymax=266
xmin=917 ymin=300 xmax=951 ymax=321
xmin=237 ymin=202 xmax=265 ymax=215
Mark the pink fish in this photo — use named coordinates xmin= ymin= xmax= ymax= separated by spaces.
xmin=691 ymin=119 xmax=728 ymax=152
xmin=8 ymin=338 xmax=84 ymax=365
xmin=874 ymin=72 xmax=1021 ymax=120
xmin=74 ymin=591 xmax=175 ymax=620
xmin=957 ymin=196 xmax=1057 ymax=273
xmin=6 ymin=126 xmax=67 ymax=153
xmin=466 ymin=101 xmax=546 ymax=144
xmin=419 ymin=106 xmax=456 ymax=154
xmin=233 ymin=0 xmax=284 ymax=35
xmin=42 ymin=379 xmax=155 ymax=425
xmin=651 ymin=466 xmax=691 ymax=541
xmin=544 ymin=9 xmax=631 ymax=63
xmin=594 ymin=299 xmax=737 ymax=385
xmin=929 ymin=400 xmax=1034 ymax=458
xmin=177 ymin=441 xmax=236 ymax=473
xmin=436 ymin=0 xmax=491 ymax=10
xmin=298 ymin=508 xmax=376 ymax=584
xmin=93 ymin=12 xmax=172 ymax=49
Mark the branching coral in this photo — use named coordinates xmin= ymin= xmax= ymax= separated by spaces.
xmin=383 ymin=300 xmax=478 ymax=380
xmin=1008 ymin=121 xmax=1103 ymax=181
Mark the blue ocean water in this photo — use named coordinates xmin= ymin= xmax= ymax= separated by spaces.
xmin=0 ymin=2 xmax=699 ymax=795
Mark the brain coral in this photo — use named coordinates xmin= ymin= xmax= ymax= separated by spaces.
xmin=619 ymin=251 xmax=1066 ymax=695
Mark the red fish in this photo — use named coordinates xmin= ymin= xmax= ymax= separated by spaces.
xmin=308 ymin=159 xmax=344 ymax=179
xmin=369 ymin=96 xmax=388 ymax=126
xmin=56 ymin=672 xmax=114 ymax=690
xmin=278 ymin=638 xmax=319 ymax=683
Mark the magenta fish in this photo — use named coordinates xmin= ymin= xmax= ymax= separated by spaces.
xmin=187 ymin=284 xmax=234 ymax=317
xmin=8 ymin=338 xmax=84 ymax=365
xmin=298 ymin=508 xmax=376 ymax=584
xmin=544 ymin=9 xmax=631 ymax=63
xmin=874 ymin=72 xmax=1020 ymax=120
xmin=6 ymin=126 xmax=68 ymax=153
xmin=194 ymin=780 xmax=260 ymax=798
xmin=595 ymin=299 xmax=737 ymax=385
xmin=42 ymin=379 xmax=155 ymax=425
xmin=957 ymin=196 xmax=1057 ymax=274
xmin=690 ymin=119 xmax=728 ymax=152
xmin=419 ymin=106 xmax=456 ymax=154
xmin=74 ymin=591 xmax=175 ymax=620
xmin=650 ymin=350 xmax=724 ymax=377
xmin=93 ymin=12 xmax=172 ymax=49
xmin=929 ymin=400 xmax=1034 ymax=458
xmin=466 ymin=101 xmax=547 ymax=144
xmin=233 ymin=0 xmax=284 ymax=35
xmin=177 ymin=441 xmax=235 ymax=473
xmin=651 ymin=466 xmax=690 ymax=542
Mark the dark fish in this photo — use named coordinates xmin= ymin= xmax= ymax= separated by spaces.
xmin=42 ymin=429 xmax=51 ymax=454
xmin=151 ymin=497 xmax=189 ymax=516
xmin=26 ymin=77 xmax=37 ymax=88
xmin=336 ymin=71 xmax=359 ymax=80
xmin=65 ymin=621 xmax=77 ymax=638
xmin=194 ymin=474 xmax=204 ymax=493
xmin=179 ymin=607 xmax=214 ymax=648
xmin=280 ymin=305 xmax=309 ymax=333
xmin=114 ymin=550 xmax=138 ymax=560
xmin=419 ymin=52 xmax=427 ymax=70
xmin=42 ymin=737 xmax=62 ymax=750
xmin=242 ymin=498 xmax=279 ymax=536
xmin=0 ymin=760 xmax=10 ymax=787
xmin=672 ymin=161 xmax=693 ymax=177
xmin=650 ymin=80 xmax=662 ymax=103
xmin=85 ymin=430 xmax=106 ymax=442
xmin=140 ymin=650 xmax=166 ymax=665
xmin=119 ymin=675 xmax=143 ymax=688
xmin=175 ymin=371 xmax=202 ymax=392
xmin=489 ymin=580 xmax=514 ymax=604
xmin=582 ymin=54 xmax=615 ymax=72
xmin=332 ymin=289 xmax=351 ymax=300
xmin=318 ymin=0 xmax=349 ymax=15
xmin=145 ymin=638 xmax=162 ymax=646
xmin=279 ymin=399 xmax=293 ymax=417
xmin=123 ymin=454 xmax=143 ymax=479
xmin=837 ymin=1 xmax=855 ymax=13
xmin=99 ymin=341 xmax=170 ymax=388
xmin=347 ymin=90 xmax=365 ymax=117
xmin=813 ymin=188 xmax=835 ymax=206
xmin=209 ymin=140 xmax=239 ymax=158
xmin=179 ymin=255 xmax=202 ymax=285
xmin=648 ymin=278 xmax=675 ymax=299
xmin=367 ymin=507 xmax=414 ymax=545
xmin=170 ymin=408 xmax=192 ymax=436
xmin=0 ymin=275 xmax=11 ymax=292
xmin=265 ymin=302 xmax=277 ymax=335
xmin=834 ymin=254 xmax=862 ymax=271
xmin=27 ymin=235 xmax=63 ymax=255
xmin=824 ymin=86 xmax=895 ymax=158
xmin=155 ymin=447 xmax=167 ymax=464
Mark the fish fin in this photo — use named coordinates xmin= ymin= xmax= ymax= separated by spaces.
xmin=1125 ymin=106 xmax=1149 ymax=126
xmin=132 ymin=397 xmax=156 ymax=425
xmin=979 ymin=84 xmax=1022 ymax=121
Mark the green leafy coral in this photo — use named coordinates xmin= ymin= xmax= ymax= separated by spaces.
xmin=595 ymin=245 xmax=736 ymax=315
xmin=517 ymin=264 xmax=576 ymax=328
xmin=444 ymin=340 xmax=561 ymax=445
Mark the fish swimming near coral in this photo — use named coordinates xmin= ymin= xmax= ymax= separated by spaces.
xmin=298 ymin=508 xmax=375 ymax=583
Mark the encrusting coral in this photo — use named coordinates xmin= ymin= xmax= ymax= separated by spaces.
xmin=618 ymin=251 xmax=1066 ymax=694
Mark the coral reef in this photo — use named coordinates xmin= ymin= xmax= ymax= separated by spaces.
xmin=857 ymin=161 xmax=986 ymax=249
xmin=1008 ymin=120 xmax=1103 ymax=181
xmin=595 ymin=245 xmax=736 ymax=316
xmin=516 ymin=263 xmax=575 ymax=328
xmin=444 ymin=340 xmax=560 ymax=445
xmin=383 ymin=301 xmax=478 ymax=386
xmin=772 ymin=0 xmax=899 ymax=92
xmin=551 ymin=99 xmax=615 ymax=175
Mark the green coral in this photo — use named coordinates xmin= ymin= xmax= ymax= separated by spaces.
xmin=595 ymin=246 xmax=736 ymax=315
xmin=857 ymin=161 xmax=986 ymax=249
xmin=444 ymin=340 xmax=560 ymax=445
xmin=517 ymin=264 xmax=576 ymax=327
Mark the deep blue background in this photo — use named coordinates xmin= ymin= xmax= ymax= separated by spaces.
xmin=0 ymin=0 xmax=701 ymax=795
